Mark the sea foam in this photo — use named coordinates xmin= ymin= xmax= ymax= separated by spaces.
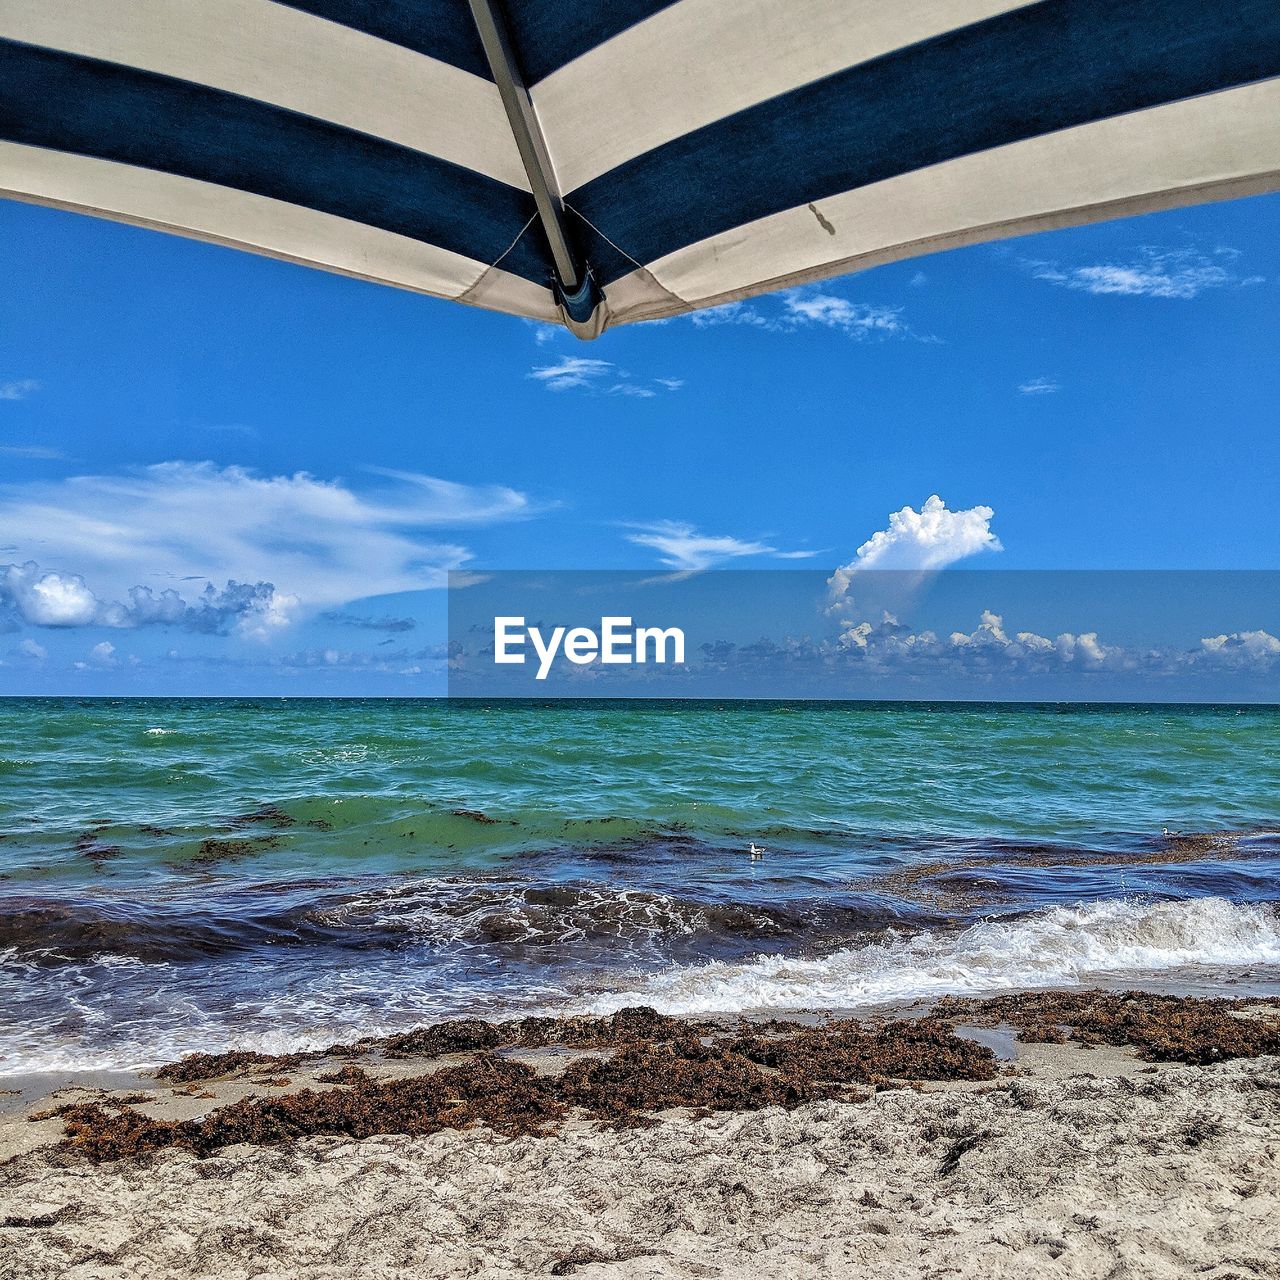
xmin=586 ymin=897 xmax=1280 ymax=1015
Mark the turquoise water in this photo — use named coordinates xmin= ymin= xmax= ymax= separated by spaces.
xmin=2 ymin=698 xmax=1278 ymax=1070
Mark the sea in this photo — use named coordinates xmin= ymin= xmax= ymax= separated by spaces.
xmin=2 ymin=697 xmax=1278 ymax=1074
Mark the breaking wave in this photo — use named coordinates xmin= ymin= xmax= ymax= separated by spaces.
xmin=587 ymin=897 xmax=1280 ymax=1015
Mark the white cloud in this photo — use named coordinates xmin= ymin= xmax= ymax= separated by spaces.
xmin=90 ymin=640 xmax=117 ymax=666
xmin=2 ymin=563 xmax=100 ymax=626
xmin=949 ymin=612 xmax=1124 ymax=669
xmin=782 ymin=292 xmax=904 ymax=338
xmin=1018 ymin=377 xmax=1060 ymax=395
xmin=1198 ymin=630 xmax=1280 ymax=667
xmin=0 ymin=379 xmax=40 ymax=401
xmin=530 ymin=323 xmax=560 ymax=345
xmin=528 ymin=356 xmax=681 ymax=397
xmin=828 ymin=495 xmax=1001 ymax=607
xmin=0 ymin=444 xmax=64 ymax=459
xmin=832 ymin=609 xmax=1132 ymax=674
xmin=688 ymin=291 xmax=908 ymax=339
xmin=688 ymin=301 xmax=773 ymax=329
xmin=624 ymin=521 xmax=778 ymax=571
xmin=1028 ymin=246 xmax=1262 ymax=300
xmin=528 ymin=355 xmax=615 ymax=391
xmin=0 ymin=560 xmax=296 ymax=637
xmin=0 ymin=462 xmax=537 ymax=624
xmin=16 ymin=637 xmax=46 ymax=662
xmin=832 ymin=614 xmax=1280 ymax=679
xmin=828 ymin=496 xmax=1001 ymax=616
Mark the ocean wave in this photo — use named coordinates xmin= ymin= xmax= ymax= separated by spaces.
xmin=300 ymin=880 xmax=903 ymax=955
xmin=0 ymin=879 xmax=905 ymax=965
xmin=586 ymin=897 xmax=1280 ymax=1015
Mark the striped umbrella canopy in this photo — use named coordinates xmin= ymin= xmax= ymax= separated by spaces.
xmin=2 ymin=1 xmax=1278 ymax=338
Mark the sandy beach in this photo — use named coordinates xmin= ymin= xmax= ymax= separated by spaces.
xmin=2 ymin=991 xmax=1277 ymax=1280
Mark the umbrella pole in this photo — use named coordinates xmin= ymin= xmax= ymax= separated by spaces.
xmin=467 ymin=0 xmax=603 ymax=337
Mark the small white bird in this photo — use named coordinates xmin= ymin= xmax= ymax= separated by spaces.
xmin=748 ymin=842 xmax=765 ymax=860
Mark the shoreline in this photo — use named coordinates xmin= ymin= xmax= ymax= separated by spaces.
xmin=2 ymin=989 xmax=1278 ymax=1278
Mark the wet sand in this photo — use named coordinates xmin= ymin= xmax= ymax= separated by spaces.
xmin=2 ymin=993 xmax=1278 ymax=1279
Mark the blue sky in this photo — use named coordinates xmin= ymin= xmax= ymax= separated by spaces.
xmin=1 ymin=191 xmax=1277 ymax=695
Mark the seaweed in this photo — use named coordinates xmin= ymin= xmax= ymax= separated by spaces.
xmin=156 ymin=1050 xmax=302 ymax=1082
xmin=55 ymin=1056 xmax=562 ymax=1160
xmin=228 ymin=804 xmax=297 ymax=830
xmin=450 ymin=808 xmax=503 ymax=825
xmin=71 ymin=831 xmax=122 ymax=866
xmin=94 ymin=994 xmax=1278 ymax=1165
xmin=190 ymin=836 xmax=280 ymax=866
xmin=64 ymin=1009 xmax=996 ymax=1160
xmin=936 ymin=989 xmax=1280 ymax=1065
xmin=730 ymin=1017 xmax=999 ymax=1086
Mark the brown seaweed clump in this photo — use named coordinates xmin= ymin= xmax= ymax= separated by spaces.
xmin=55 ymin=1056 xmax=561 ymax=1161
xmin=730 ymin=1016 xmax=1000 ymax=1087
xmin=344 ymin=1006 xmax=704 ymax=1060
xmin=56 ymin=1010 xmax=998 ymax=1161
xmin=935 ymin=989 xmax=1280 ymax=1066
xmin=156 ymin=1050 xmax=303 ymax=1082
xmin=61 ymin=994 xmax=1278 ymax=1164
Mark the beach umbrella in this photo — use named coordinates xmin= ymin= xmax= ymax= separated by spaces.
xmin=2 ymin=1 xmax=1277 ymax=337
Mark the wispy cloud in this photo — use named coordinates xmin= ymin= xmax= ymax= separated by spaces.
xmin=689 ymin=289 xmax=910 ymax=339
xmin=320 ymin=610 xmax=417 ymax=633
xmin=0 ymin=444 xmax=64 ymax=459
xmin=528 ymin=356 xmax=683 ymax=398
xmin=0 ymin=462 xmax=538 ymax=626
xmin=1026 ymin=245 xmax=1263 ymax=300
xmin=623 ymin=520 xmax=817 ymax=571
xmin=1018 ymin=377 xmax=1060 ymax=396
xmin=688 ymin=301 xmax=773 ymax=329
xmin=624 ymin=521 xmax=777 ymax=571
xmin=0 ymin=379 xmax=40 ymax=402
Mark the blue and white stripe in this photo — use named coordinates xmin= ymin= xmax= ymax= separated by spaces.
xmin=2 ymin=0 xmax=1277 ymax=336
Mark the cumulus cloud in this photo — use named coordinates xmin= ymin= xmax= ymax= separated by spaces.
xmin=1027 ymin=246 xmax=1263 ymax=300
xmin=0 ymin=561 xmax=294 ymax=637
xmin=0 ymin=379 xmax=40 ymax=401
xmin=828 ymin=496 xmax=1001 ymax=608
xmin=88 ymin=640 xmax=117 ymax=667
xmin=828 ymin=610 xmax=1134 ymax=677
xmin=15 ymin=637 xmax=46 ymax=662
xmin=828 ymin=613 xmax=1278 ymax=678
xmin=689 ymin=290 xmax=907 ymax=338
xmin=528 ymin=356 xmax=681 ymax=397
xmin=0 ymin=462 xmax=536 ymax=623
xmin=2 ymin=563 xmax=98 ymax=626
xmin=948 ymin=611 xmax=1125 ymax=669
xmin=1198 ymin=630 xmax=1280 ymax=667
